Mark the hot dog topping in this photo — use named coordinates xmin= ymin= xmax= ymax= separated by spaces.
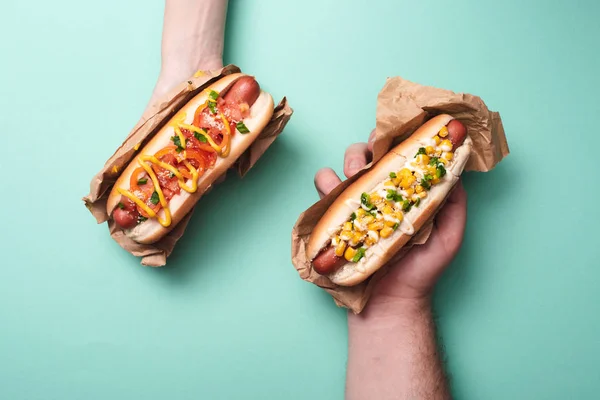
xmin=115 ymin=83 xmax=254 ymax=228
xmin=325 ymin=122 xmax=464 ymax=265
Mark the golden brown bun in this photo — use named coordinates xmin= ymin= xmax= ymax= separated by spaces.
xmin=106 ymin=73 xmax=274 ymax=244
xmin=307 ymin=114 xmax=472 ymax=286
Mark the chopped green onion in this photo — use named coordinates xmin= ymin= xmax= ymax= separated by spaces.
xmin=352 ymin=247 xmax=366 ymax=262
xmin=386 ymin=189 xmax=403 ymax=202
xmin=137 ymin=178 xmax=148 ymax=185
xmin=138 ymin=216 xmax=148 ymax=222
xmin=414 ymin=197 xmax=421 ymax=207
xmin=421 ymin=175 xmax=433 ymax=190
xmin=360 ymin=193 xmax=374 ymax=210
xmin=436 ymin=164 xmax=446 ymax=178
xmin=236 ymin=121 xmax=250 ymax=134
xmin=208 ymin=101 xmax=217 ymax=114
xmin=350 ymin=212 xmax=357 ymax=221
xmin=392 ymin=222 xmax=399 ymax=230
xmin=402 ymin=200 xmax=412 ymax=212
xmin=429 ymin=157 xmax=439 ymax=166
xmin=194 ymin=131 xmax=208 ymax=143
xmin=415 ymin=147 xmax=427 ymax=157
xmin=117 ymin=202 xmax=125 ymax=210
xmin=208 ymin=90 xmax=219 ymax=101
xmin=171 ymin=135 xmax=185 ymax=152
xmin=150 ymin=191 xmax=160 ymax=205
xmin=389 ymin=172 xmax=397 ymax=179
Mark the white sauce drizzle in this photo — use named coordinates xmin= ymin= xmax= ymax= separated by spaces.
xmin=400 ymin=218 xmax=415 ymax=235
xmin=383 ymin=213 xmax=399 ymax=223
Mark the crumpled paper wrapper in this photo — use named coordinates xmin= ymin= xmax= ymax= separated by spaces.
xmin=291 ymin=76 xmax=509 ymax=314
xmin=84 ymin=65 xmax=293 ymax=266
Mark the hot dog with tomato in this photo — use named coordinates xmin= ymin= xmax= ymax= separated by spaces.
xmin=307 ymin=115 xmax=472 ymax=286
xmin=107 ymin=73 xmax=274 ymax=244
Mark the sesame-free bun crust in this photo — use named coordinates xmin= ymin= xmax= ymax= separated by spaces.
xmin=307 ymin=114 xmax=472 ymax=286
xmin=106 ymin=73 xmax=274 ymax=244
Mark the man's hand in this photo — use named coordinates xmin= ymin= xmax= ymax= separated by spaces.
xmin=316 ymin=132 xmax=467 ymax=400
xmin=314 ymin=132 xmax=467 ymax=311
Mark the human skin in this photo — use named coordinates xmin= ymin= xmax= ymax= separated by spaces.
xmin=146 ymin=0 xmax=228 ymax=112
xmin=314 ymin=136 xmax=467 ymax=400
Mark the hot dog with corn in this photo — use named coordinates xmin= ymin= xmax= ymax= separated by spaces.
xmin=307 ymin=115 xmax=472 ymax=286
xmin=107 ymin=73 xmax=274 ymax=244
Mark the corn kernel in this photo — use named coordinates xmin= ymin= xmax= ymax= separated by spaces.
xmin=384 ymin=180 xmax=395 ymax=187
xmin=356 ymin=209 xmax=367 ymax=217
xmin=438 ymin=126 xmax=449 ymax=137
xmin=425 ymin=146 xmax=435 ymax=156
xmin=418 ymin=191 xmax=428 ymax=199
xmin=364 ymin=237 xmax=376 ymax=246
xmin=351 ymin=231 xmax=364 ymax=244
xmin=401 ymin=175 xmax=416 ymax=189
xmin=367 ymin=221 xmax=385 ymax=231
xmin=335 ymin=240 xmax=347 ymax=257
xmin=416 ymin=154 xmax=430 ymax=165
xmin=425 ymin=165 xmax=437 ymax=176
xmin=384 ymin=220 xmax=396 ymax=227
xmin=392 ymin=177 xmax=402 ymax=186
xmin=433 ymin=135 xmax=441 ymax=145
xmin=362 ymin=215 xmax=375 ymax=225
xmin=438 ymin=157 xmax=447 ymax=165
xmin=399 ymin=168 xmax=412 ymax=177
xmin=405 ymin=187 xmax=415 ymax=197
xmin=440 ymin=139 xmax=452 ymax=149
xmin=431 ymin=177 xmax=440 ymax=185
xmin=443 ymin=152 xmax=454 ymax=161
xmin=343 ymin=222 xmax=353 ymax=231
xmin=370 ymin=193 xmax=382 ymax=204
xmin=340 ymin=230 xmax=352 ymax=241
xmin=394 ymin=212 xmax=404 ymax=222
xmin=380 ymin=227 xmax=394 ymax=238
xmin=382 ymin=205 xmax=394 ymax=214
xmin=415 ymin=185 xmax=424 ymax=193
xmin=344 ymin=247 xmax=357 ymax=261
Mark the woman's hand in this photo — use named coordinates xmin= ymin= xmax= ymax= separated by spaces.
xmin=146 ymin=0 xmax=228 ymax=112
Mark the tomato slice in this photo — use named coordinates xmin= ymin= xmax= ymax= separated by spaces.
xmin=155 ymin=146 xmax=179 ymax=161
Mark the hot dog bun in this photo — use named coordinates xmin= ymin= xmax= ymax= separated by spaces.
xmin=307 ymin=115 xmax=472 ymax=286
xmin=107 ymin=73 xmax=274 ymax=244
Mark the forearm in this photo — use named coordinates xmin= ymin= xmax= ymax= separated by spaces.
xmin=150 ymin=0 xmax=228 ymax=105
xmin=346 ymin=299 xmax=450 ymax=400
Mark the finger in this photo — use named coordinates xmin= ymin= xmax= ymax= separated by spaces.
xmin=433 ymin=180 xmax=468 ymax=256
xmin=314 ymin=168 xmax=342 ymax=199
xmin=367 ymin=129 xmax=376 ymax=153
xmin=343 ymin=143 xmax=370 ymax=178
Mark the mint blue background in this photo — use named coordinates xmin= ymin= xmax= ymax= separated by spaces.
xmin=1 ymin=1 xmax=599 ymax=399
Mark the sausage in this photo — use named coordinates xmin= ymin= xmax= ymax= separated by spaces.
xmin=312 ymin=247 xmax=347 ymax=275
xmin=447 ymin=119 xmax=467 ymax=147
xmin=113 ymin=207 xmax=138 ymax=229
xmin=223 ymin=76 xmax=260 ymax=106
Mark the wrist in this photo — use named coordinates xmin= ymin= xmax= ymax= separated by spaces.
xmin=161 ymin=54 xmax=223 ymax=82
xmin=348 ymin=296 xmax=432 ymax=333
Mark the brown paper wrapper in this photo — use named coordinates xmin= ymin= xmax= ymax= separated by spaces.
xmin=291 ymin=76 xmax=509 ymax=314
xmin=83 ymin=65 xmax=293 ymax=266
